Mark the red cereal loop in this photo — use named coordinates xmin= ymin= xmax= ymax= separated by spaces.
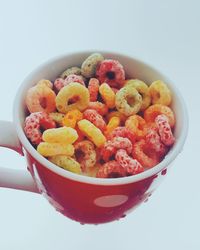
xmin=24 ymin=112 xmax=56 ymax=145
xmin=88 ymin=78 xmax=99 ymax=101
xmin=155 ymin=114 xmax=175 ymax=146
xmin=96 ymin=59 xmax=125 ymax=88
xmin=145 ymin=126 xmax=168 ymax=157
xmin=132 ymin=139 xmax=160 ymax=169
xmin=101 ymin=136 xmax=132 ymax=162
xmin=115 ymin=149 xmax=144 ymax=175
xmin=96 ymin=160 xmax=126 ymax=178
xmin=64 ymin=74 xmax=85 ymax=86
xmin=108 ymin=126 xmax=135 ymax=144
xmin=53 ymin=78 xmax=65 ymax=93
xmin=83 ymin=109 xmax=106 ymax=131
xmin=87 ymin=101 xmax=108 ymax=116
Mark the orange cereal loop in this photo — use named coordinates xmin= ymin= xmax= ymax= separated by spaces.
xmin=144 ymin=104 xmax=175 ymax=127
xmin=104 ymin=116 xmax=120 ymax=137
xmin=77 ymin=119 xmax=106 ymax=148
xmin=36 ymin=79 xmax=53 ymax=89
xmin=106 ymin=111 xmax=127 ymax=123
xmin=87 ymin=102 xmax=108 ymax=116
xmin=125 ymin=115 xmax=146 ymax=139
xmin=99 ymin=83 xmax=116 ymax=109
xmin=25 ymin=83 xmax=56 ymax=113
xmin=149 ymin=80 xmax=172 ymax=106
xmin=62 ymin=109 xmax=83 ymax=128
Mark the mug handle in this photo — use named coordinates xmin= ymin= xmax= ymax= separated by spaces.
xmin=0 ymin=121 xmax=39 ymax=193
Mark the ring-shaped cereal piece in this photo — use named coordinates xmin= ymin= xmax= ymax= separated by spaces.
xmin=49 ymin=112 xmax=65 ymax=127
xmin=49 ymin=155 xmax=81 ymax=174
xmin=83 ymin=109 xmax=106 ymax=131
xmin=37 ymin=142 xmax=74 ymax=157
xmin=125 ymin=79 xmax=151 ymax=111
xmin=144 ymin=104 xmax=175 ymax=127
xmin=81 ymin=53 xmax=104 ymax=78
xmin=106 ymin=111 xmax=127 ymax=124
xmin=24 ymin=112 xmax=56 ymax=145
xmin=96 ymin=59 xmax=125 ymax=88
xmin=42 ymin=126 xmax=78 ymax=144
xmin=104 ymin=116 xmax=120 ymax=137
xmin=60 ymin=66 xmax=82 ymax=79
xmin=100 ymin=136 xmax=132 ymax=162
xmin=87 ymin=101 xmax=108 ymax=116
xmin=115 ymin=85 xmax=142 ymax=116
xmin=125 ymin=115 xmax=146 ymax=139
xmin=149 ymin=80 xmax=172 ymax=105
xmin=56 ymin=82 xmax=89 ymax=113
xmin=37 ymin=79 xmax=53 ymax=89
xmin=53 ymin=78 xmax=65 ymax=93
xmin=64 ymin=74 xmax=85 ymax=86
xmin=88 ymin=78 xmax=100 ymax=102
xmin=108 ymin=126 xmax=135 ymax=144
xmin=26 ymin=82 xmax=56 ymax=113
xmin=96 ymin=160 xmax=126 ymax=178
xmin=115 ymin=149 xmax=144 ymax=175
xmin=132 ymin=139 xmax=160 ymax=169
xmin=74 ymin=140 xmax=96 ymax=171
xmin=62 ymin=109 xmax=83 ymax=128
xmin=77 ymin=119 xmax=106 ymax=147
xmin=99 ymin=83 xmax=116 ymax=109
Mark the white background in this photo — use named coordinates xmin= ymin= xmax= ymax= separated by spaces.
xmin=0 ymin=0 xmax=199 ymax=249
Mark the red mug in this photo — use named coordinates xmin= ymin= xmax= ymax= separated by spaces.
xmin=0 ymin=51 xmax=188 ymax=224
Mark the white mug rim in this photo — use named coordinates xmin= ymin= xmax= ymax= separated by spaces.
xmin=13 ymin=50 xmax=189 ymax=186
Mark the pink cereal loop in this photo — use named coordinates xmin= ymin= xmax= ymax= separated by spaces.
xmin=100 ymin=136 xmax=132 ymax=162
xmin=53 ymin=78 xmax=65 ymax=93
xmin=155 ymin=114 xmax=175 ymax=146
xmin=108 ymin=126 xmax=135 ymax=144
xmin=96 ymin=160 xmax=126 ymax=178
xmin=24 ymin=112 xmax=56 ymax=145
xmin=88 ymin=78 xmax=100 ymax=102
xmin=115 ymin=149 xmax=144 ymax=175
xmin=83 ymin=109 xmax=106 ymax=131
xmin=64 ymin=74 xmax=85 ymax=86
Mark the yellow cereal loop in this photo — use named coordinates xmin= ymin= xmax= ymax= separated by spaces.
xmin=37 ymin=142 xmax=74 ymax=157
xmin=106 ymin=111 xmax=127 ymax=123
xmin=77 ymin=119 xmax=106 ymax=147
xmin=49 ymin=155 xmax=81 ymax=174
xmin=99 ymin=83 xmax=115 ymax=109
xmin=62 ymin=109 xmax=83 ymax=128
xmin=56 ymin=82 xmax=90 ymax=113
xmin=42 ymin=127 xmax=78 ymax=144
xmin=125 ymin=79 xmax=151 ymax=111
xmin=149 ymin=80 xmax=172 ymax=106
xmin=36 ymin=79 xmax=53 ymax=89
xmin=104 ymin=117 xmax=120 ymax=137
xmin=49 ymin=112 xmax=65 ymax=127
xmin=125 ymin=115 xmax=146 ymax=139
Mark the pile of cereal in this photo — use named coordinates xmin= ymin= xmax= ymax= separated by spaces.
xmin=24 ymin=53 xmax=175 ymax=178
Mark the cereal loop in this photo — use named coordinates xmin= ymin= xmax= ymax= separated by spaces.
xmin=144 ymin=104 xmax=175 ymax=127
xmin=125 ymin=115 xmax=146 ymax=140
xmin=115 ymin=149 xmax=144 ymax=175
xmin=53 ymin=78 xmax=65 ymax=93
xmin=64 ymin=74 xmax=85 ymax=86
xmin=96 ymin=59 xmax=125 ymax=88
xmin=115 ymin=85 xmax=142 ymax=116
xmin=26 ymin=81 xmax=56 ymax=113
xmin=37 ymin=142 xmax=74 ymax=157
xmin=49 ymin=112 xmax=65 ymax=127
xmin=96 ymin=160 xmax=126 ymax=178
xmin=60 ymin=67 xmax=81 ymax=79
xmin=155 ymin=114 xmax=175 ymax=146
xmin=87 ymin=101 xmax=108 ymax=116
xmin=108 ymin=127 xmax=135 ymax=144
xmin=83 ymin=109 xmax=106 ymax=131
xmin=125 ymin=79 xmax=151 ymax=111
xmin=132 ymin=139 xmax=160 ymax=169
xmin=74 ymin=140 xmax=96 ymax=171
xmin=104 ymin=116 xmax=120 ymax=137
xmin=62 ymin=109 xmax=83 ymax=128
xmin=56 ymin=82 xmax=89 ymax=113
xmin=42 ymin=126 xmax=78 ymax=144
xmin=24 ymin=112 xmax=56 ymax=145
xmin=99 ymin=83 xmax=116 ymax=109
xmin=106 ymin=111 xmax=127 ymax=123
xmin=101 ymin=137 xmax=132 ymax=162
xmin=81 ymin=53 xmax=104 ymax=78
xmin=78 ymin=119 xmax=106 ymax=147
xmin=149 ymin=80 xmax=172 ymax=106
xmin=49 ymin=155 xmax=81 ymax=174
xmin=88 ymin=78 xmax=100 ymax=101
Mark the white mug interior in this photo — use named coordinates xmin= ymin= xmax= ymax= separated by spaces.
xmin=13 ymin=51 xmax=189 ymax=185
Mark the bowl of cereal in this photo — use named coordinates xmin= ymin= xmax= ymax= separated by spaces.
xmin=0 ymin=51 xmax=188 ymax=224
